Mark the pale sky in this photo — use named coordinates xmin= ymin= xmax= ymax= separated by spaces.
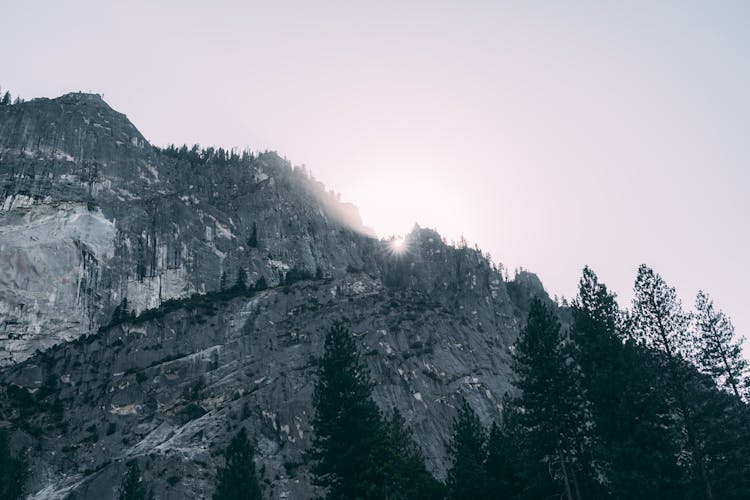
xmin=3 ymin=1 xmax=749 ymax=348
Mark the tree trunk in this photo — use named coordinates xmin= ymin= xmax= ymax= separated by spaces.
xmin=571 ymin=466 xmax=583 ymax=500
xmin=559 ymin=452 xmax=574 ymax=500
xmin=700 ymin=456 xmax=714 ymax=500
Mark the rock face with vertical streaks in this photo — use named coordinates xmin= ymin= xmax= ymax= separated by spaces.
xmin=0 ymin=93 xmax=551 ymax=499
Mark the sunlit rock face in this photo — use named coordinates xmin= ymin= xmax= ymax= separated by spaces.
xmin=0 ymin=93 xmax=550 ymax=499
xmin=0 ymin=93 xmax=375 ymax=364
xmin=0 ymin=201 xmax=115 ymax=363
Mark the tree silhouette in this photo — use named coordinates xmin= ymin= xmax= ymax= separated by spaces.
xmin=629 ymin=265 xmax=714 ymax=499
xmin=213 ymin=428 xmax=262 ymax=500
xmin=235 ymin=268 xmax=247 ymax=291
xmin=381 ymin=410 xmax=445 ymax=500
xmin=511 ymin=298 xmax=589 ymax=500
xmin=0 ymin=430 xmax=27 ymax=500
xmin=310 ymin=321 xmax=385 ymax=499
xmin=446 ymin=399 xmax=487 ymax=500
xmin=248 ymin=222 xmax=258 ymax=248
xmin=571 ymin=267 xmax=683 ymax=498
xmin=693 ymin=291 xmax=748 ymax=401
xmin=118 ymin=460 xmax=153 ymax=500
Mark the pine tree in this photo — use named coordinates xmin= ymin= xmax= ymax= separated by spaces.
xmin=629 ymin=265 xmax=714 ymax=499
xmin=220 ymin=270 xmax=228 ymax=291
xmin=511 ymin=298 xmax=588 ymax=500
xmin=235 ymin=268 xmax=247 ymax=291
xmin=112 ymin=297 xmax=131 ymax=324
xmin=248 ymin=222 xmax=258 ymax=248
xmin=119 ymin=460 xmax=153 ymax=500
xmin=569 ymin=267 xmax=619 ymax=477
xmin=213 ymin=428 xmax=262 ymax=500
xmin=571 ymin=268 xmax=685 ymax=498
xmin=254 ymin=275 xmax=268 ymax=291
xmin=382 ymin=411 xmax=445 ymax=500
xmin=311 ymin=321 xmax=385 ymax=499
xmin=612 ymin=342 xmax=687 ymax=499
xmin=0 ymin=430 xmax=27 ymax=500
xmin=629 ymin=265 xmax=692 ymax=359
xmin=693 ymin=291 xmax=748 ymax=401
xmin=486 ymin=399 xmax=524 ymax=499
xmin=445 ymin=399 xmax=487 ymax=500
xmin=569 ymin=268 xmax=626 ymax=497
xmin=681 ymin=366 xmax=750 ymax=499
xmin=1 ymin=91 xmax=10 ymax=106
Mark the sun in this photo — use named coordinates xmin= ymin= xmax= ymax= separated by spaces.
xmin=388 ymin=236 xmax=408 ymax=255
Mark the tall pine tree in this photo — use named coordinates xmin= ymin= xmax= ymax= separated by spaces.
xmin=213 ymin=428 xmax=262 ymax=500
xmin=511 ymin=298 xmax=588 ymax=500
xmin=310 ymin=321 xmax=386 ymax=499
xmin=446 ymin=399 xmax=487 ymax=500
xmin=0 ymin=430 xmax=27 ymax=500
xmin=119 ymin=460 xmax=153 ymax=500
xmin=571 ymin=267 xmax=684 ymax=498
xmin=693 ymin=291 xmax=748 ymax=401
xmin=629 ymin=265 xmax=714 ymax=499
xmin=381 ymin=411 xmax=445 ymax=500
xmin=486 ymin=396 xmax=524 ymax=499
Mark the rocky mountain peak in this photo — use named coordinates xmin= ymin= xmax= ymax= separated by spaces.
xmin=0 ymin=91 xmax=547 ymax=499
xmin=0 ymin=92 xmax=148 ymax=164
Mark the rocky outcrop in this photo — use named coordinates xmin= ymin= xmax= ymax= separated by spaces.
xmin=0 ymin=93 xmax=375 ymax=364
xmin=0 ymin=93 xmax=551 ymax=499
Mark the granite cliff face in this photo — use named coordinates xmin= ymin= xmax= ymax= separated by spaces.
xmin=0 ymin=93 xmax=378 ymax=365
xmin=0 ymin=93 xmax=550 ymax=499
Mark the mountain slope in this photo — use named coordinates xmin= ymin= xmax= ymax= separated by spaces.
xmin=0 ymin=93 xmax=377 ymax=364
xmin=0 ymin=93 xmax=550 ymax=499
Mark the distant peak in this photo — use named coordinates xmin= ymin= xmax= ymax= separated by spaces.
xmin=0 ymin=90 xmax=149 ymax=158
xmin=58 ymin=91 xmax=105 ymax=101
xmin=54 ymin=92 xmax=112 ymax=109
xmin=18 ymin=91 xmax=117 ymax=116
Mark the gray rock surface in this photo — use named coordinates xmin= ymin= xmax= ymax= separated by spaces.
xmin=0 ymin=93 xmax=551 ymax=499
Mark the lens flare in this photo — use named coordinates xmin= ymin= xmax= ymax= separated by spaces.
xmin=388 ymin=236 xmax=408 ymax=255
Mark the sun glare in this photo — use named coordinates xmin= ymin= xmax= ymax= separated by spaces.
xmin=388 ymin=236 xmax=408 ymax=255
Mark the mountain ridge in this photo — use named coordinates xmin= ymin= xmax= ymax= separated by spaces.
xmin=0 ymin=91 xmax=549 ymax=499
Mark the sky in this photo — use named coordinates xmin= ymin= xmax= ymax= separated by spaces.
xmin=3 ymin=1 xmax=749 ymax=347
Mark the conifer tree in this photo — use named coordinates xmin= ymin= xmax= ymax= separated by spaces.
xmin=311 ymin=321 xmax=385 ymax=499
xmin=382 ymin=411 xmax=445 ymax=500
xmin=629 ymin=265 xmax=714 ymax=499
xmin=119 ymin=460 xmax=153 ymax=500
xmin=446 ymin=399 xmax=487 ymax=500
xmin=112 ymin=297 xmax=131 ymax=324
xmin=629 ymin=265 xmax=695 ymax=358
xmin=693 ymin=291 xmax=748 ymax=401
xmin=0 ymin=430 xmax=27 ymax=500
xmin=213 ymin=428 xmax=262 ymax=500
xmin=248 ymin=222 xmax=258 ymax=248
xmin=254 ymin=275 xmax=268 ymax=291
xmin=572 ymin=267 xmax=684 ymax=498
xmin=486 ymin=399 xmax=524 ymax=499
xmin=569 ymin=268 xmax=623 ymax=497
xmin=235 ymin=268 xmax=247 ymax=291
xmin=680 ymin=366 xmax=750 ymax=499
xmin=511 ymin=298 xmax=588 ymax=500
xmin=1 ymin=91 xmax=10 ymax=106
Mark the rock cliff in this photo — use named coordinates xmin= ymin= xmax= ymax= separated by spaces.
xmin=0 ymin=93 xmax=550 ymax=499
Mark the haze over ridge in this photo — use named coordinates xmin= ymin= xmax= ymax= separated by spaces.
xmin=3 ymin=0 xmax=748 ymax=349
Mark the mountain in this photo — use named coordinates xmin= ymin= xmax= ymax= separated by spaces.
xmin=0 ymin=93 xmax=549 ymax=499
